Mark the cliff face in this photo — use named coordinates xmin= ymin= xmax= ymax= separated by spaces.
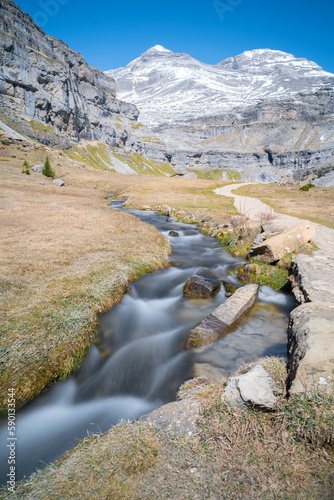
xmin=0 ymin=0 xmax=138 ymax=148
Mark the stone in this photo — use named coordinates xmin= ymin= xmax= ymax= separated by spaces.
xmin=249 ymin=221 xmax=315 ymax=263
xmin=139 ymin=399 xmax=201 ymax=438
xmin=183 ymin=269 xmax=221 ymax=299
xmin=223 ymin=365 xmax=276 ymax=410
xmin=186 ymin=284 xmax=258 ymax=348
xmin=287 ymin=302 xmax=334 ymax=394
xmin=31 ymin=164 xmax=43 ymax=173
xmin=169 ymin=231 xmax=179 ymax=237
xmin=52 ymin=179 xmax=66 ymax=187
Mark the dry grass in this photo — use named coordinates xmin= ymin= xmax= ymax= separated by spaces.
xmin=5 ymin=358 xmax=334 ymax=499
xmin=0 ymin=164 xmax=171 ymax=410
xmin=234 ymin=184 xmax=334 ymax=229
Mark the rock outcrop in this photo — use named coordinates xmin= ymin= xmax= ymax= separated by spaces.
xmin=186 ymin=284 xmax=258 ymax=348
xmin=223 ymin=365 xmax=276 ymax=410
xmin=0 ymin=0 xmax=138 ymax=148
xmin=183 ymin=269 xmax=221 ymax=298
xmin=250 ymin=221 xmax=315 ymax=263
xmin=287 ymin=302 xmax=334 ymax=394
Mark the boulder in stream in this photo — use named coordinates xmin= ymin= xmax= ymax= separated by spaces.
xmin=186 ymin=284 xmax=259 ymax=348
xmin=183 ymin=268 xmax=221 ymax=299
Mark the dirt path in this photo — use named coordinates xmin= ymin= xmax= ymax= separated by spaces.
xmin=215 ymin=183 xmax=334 ymax=303
xmin=215 ymin=183 xmax=298 ymax=227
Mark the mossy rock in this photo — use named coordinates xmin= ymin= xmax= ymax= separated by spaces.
xmin=238 ymin=261 xmax=290 ymax=291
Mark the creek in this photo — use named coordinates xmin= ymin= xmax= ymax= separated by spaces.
xmin=0 ymin=202 xmax=296 ymax=484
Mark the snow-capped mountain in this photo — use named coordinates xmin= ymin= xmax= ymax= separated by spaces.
xmin=106 ymin=45 xmax=334 ymax=126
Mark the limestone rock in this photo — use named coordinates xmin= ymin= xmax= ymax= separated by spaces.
xmin=52 ymin=179 xmax=66 ymax=187
xmin=0 ymin=0 xmax=138 ymax=149
xmin=287 ymin=302 xmax=334 ymax=394
xmin=250 ymin=221 xmax=315 ymax=263
xmin=183 ymin=269 xmax=221 ymax=299
xmin=186 ymin=284 xmax=258 ymax=348
xmin=31 ymin=164 xmax=43 ymax=173
xmin=139 ymin=399 xmax=201 ymax=438
xmin=223 ymin=365 xmax=276 ymax=410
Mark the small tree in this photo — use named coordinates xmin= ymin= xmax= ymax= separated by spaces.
xmin=21 ymin=160 xmax=30 ymax=175
xmin=42 ymin=156 xmax=55 ymax=178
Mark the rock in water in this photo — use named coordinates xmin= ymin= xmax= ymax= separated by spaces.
xmin=223 ymin=365 xmax=276 ymax=410
xmin=287 ymin=302 xmax=334 ymax=394
xmin=169 ymin=231 xmax=179 ymax=237
xmin=183 ymin=268 xmax=221 ymax=298
xmin=186 ymin=284 xmax=258 ymax=347
xmin=250 ymin=221 xmax=315 ymax=263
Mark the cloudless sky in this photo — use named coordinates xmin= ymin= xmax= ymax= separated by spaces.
xmin=15 ymin=0 xmax=334 ymax=73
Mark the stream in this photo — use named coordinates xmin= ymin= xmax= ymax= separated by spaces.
xmin=0 ymin=202 xmax=296 ymax=484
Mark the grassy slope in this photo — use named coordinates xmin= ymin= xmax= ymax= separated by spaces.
xmin=234 ymin=184 xmax=334 ymax=229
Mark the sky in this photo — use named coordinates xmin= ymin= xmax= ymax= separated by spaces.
xmin=15 ymin=0 xmax=334 ymax=73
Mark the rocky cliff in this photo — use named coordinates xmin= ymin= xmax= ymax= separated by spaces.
xmin=0 ymin=0 xmax=139 ymax=148
xmin=109 ymin=46 xmax=334 ymax=181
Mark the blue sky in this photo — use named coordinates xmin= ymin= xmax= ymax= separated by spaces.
xmin=15 ymin=0 xmax=334 ymax=73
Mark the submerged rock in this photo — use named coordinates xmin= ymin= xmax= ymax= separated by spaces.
xmin=287 ymin=302 xmax=334 ymax=394
xmin=186 ymin=284 xmax=258 ymax=348
xmin=223 ymin=365 xmax=276 ymax=410
xmin=183 ymin=268 xmax=221 ymax=298
xmin=249 ymin=221 xmax=315 ymax=263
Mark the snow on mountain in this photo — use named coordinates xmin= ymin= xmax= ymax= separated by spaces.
xmin=106 ymin=46 xmax=334 ymax=126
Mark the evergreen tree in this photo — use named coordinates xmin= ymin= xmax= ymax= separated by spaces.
xmin=42 ymin=156 xmax=55 ymax=178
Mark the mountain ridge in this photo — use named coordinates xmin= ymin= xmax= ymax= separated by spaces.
xmin=107 ymin=45 xmax=334 ymax=126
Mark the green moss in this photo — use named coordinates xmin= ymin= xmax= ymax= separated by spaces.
xmin=238 ymin=261 xmax=290 ymax=290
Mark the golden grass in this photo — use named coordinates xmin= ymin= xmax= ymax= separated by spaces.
xmin=234 ymin=184 xmax=334 ymax=229
xmin=0 ymin=166 xmax=171 ymax=411
xmin=5 ymin=358 xmax=334 ymax=499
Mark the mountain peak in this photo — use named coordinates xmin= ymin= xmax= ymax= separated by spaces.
xmin=144 ymin=45 xmax=173 ymax=55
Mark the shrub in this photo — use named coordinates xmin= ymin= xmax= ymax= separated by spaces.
xmin=42 ymin=156 xmax=55 ymax=178
xmin=21 ymin=160 xmax=30 ymax=175
xmin=300 ymin=183 xmax=315 ymax=192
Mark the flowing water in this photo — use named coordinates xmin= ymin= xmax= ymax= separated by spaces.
xmin=0 ymin=202 xmax=296 ymax=484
